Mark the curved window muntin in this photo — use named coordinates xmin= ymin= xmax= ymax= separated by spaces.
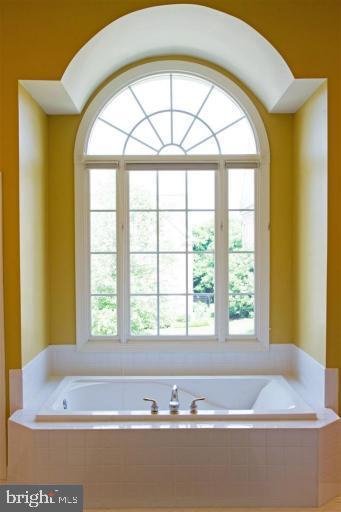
xmin=76 ymin=61 xmax=267 ymax=160
xmin=75 ymin=61 xmax=270 ymax=350
xmin=85 ymin=72 xmax=258 ymax=156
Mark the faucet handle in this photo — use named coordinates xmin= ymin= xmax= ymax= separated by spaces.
xmin=190 ymin=397 xmax=206 ymax=414
xmin=143 ymin=397 xmax=159 ymax=414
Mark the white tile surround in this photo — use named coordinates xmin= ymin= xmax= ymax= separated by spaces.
xmin=21 ymin=346 xmax=52 ymax=410
xmin=7 ymin=343 xmax=341 ymax=508
xmin=319 ymin=419 xmax=341 ymax=506
xmin=13 ymin=343 xmax=339 ymax=412
xmin=8 ymin=416 xmax=341 ymax=508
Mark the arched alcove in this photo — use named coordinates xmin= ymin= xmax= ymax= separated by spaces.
xmin=20 ymin=4 xmax=324 ymax=114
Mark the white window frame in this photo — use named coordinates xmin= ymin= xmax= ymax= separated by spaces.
xmin=75 ymin=61 xmax=270 ymax=352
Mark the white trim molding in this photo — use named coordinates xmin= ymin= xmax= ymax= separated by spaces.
xmin=74 ymin=62 xmax=270 ymax=352
xmin=19 ymin=4 xmax=325 ymax=114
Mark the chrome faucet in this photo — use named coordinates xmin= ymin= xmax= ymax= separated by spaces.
xmin=169 ymin=384 xmax=180 ymax=413
xmin=143 ymin=397 xmax=159 ymax=414
xmin=190 ymin=397 xmax=206 ymax=414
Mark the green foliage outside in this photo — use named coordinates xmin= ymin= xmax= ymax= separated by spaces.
xmin=91 ymin=217 xmax=254 ymax=336
xmin=191 ymin=221 xmax=254 ymax=321
xmin=92 ymin=296 xmax=117 ymax=336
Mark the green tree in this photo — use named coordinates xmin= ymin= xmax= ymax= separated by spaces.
xmin=192 ymin=221 xmax=254 ymax=319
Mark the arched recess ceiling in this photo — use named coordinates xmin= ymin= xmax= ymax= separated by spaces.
xmin=20 ymin=4 xmax=324 ymax=114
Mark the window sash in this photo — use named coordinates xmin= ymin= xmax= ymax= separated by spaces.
xmin=227 ymin=168 xmax=256 ymax=337
xmin=81 ymin=156 xmax=263 ymax=344
xmin=128 ymin=168 xmax=216 ymax=338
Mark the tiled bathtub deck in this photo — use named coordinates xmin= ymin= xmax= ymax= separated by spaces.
xmin=8 ymin=411 xmax=341 ymax=509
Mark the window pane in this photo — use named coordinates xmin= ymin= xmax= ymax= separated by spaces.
xmin=159 ymin=171 xmax=185 ymax=209
xmin=172 ymin=74 xmax=211 ymax=115
xmin=100 ymin=88 xmax=143 ymax=133
xmin=187 ymin=138 xmax=220 ymax=155
xmin=130 ymin=171 xmax=156 ymax=209
xmin=91 ymin=212 xmax=116 ymax=252
xmin=172 ymin=112 xmax=194 ymax=146
xmin=189 ymin=253 xmax=215 ymax=294
xmin=159 ymin=296 xmax=186 ymax=335
xmin=130 ymin=212 xmax=157 ymax=252
xmin=188 ymin=294 xmax=215 ymax=335
xmin=159 ymin=254 xmax=186 ymax=293
xmin=182 ymin=119 xmax=212 ymax=151
xmin=218 ymin=118 xmax=257 ymax=154
xmin=130 ymin=254 xmax=157 ymax=293
xmin=91 ymin=296 xmax=117 ymax=336
xmin=130 ymin=296 xmax=157 ymax=335
xmin=159 ymin=212 xmax=186 ymax=252
xmin=90 ymin=169 xmax=116 ymax=210
xmin=229 ymin=211 xmax=254 ymax=252
xmin=229 ymin=253 xmax=254 ymax=293
xmin=91 ymin=254 xmax=116 ymax=294
xmin=228 ymin=169 xmax=254 ymax=209
xmin=125 ymin=138 xmax=157 ymax=155
xmin=188 ymin=171 xmax=214 ymax=209
xmin=131 ymin=120 xmax=162 ymax=152
xmin=87 ymin=119 xmax=126 ymax=155
xmin=199 ymin=88 xmax=244 ymax=133
xmin=188 ymin=211 xmax=215 ymax=252
xmin=229 ymin=295 xmax=255 ymax=335
xmin=158 ymin=145 xmax=185 ymax=155
xmin=150 ymin=112 xmax=171 ymax=145
xmin=132 ymin=75 xmax=170 ymax=114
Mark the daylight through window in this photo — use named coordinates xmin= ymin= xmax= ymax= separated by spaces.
xmin=76 ymin=68 xmax=269 ymax=346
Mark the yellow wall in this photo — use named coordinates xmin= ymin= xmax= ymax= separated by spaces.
xmin=48 ymin=116 xmax=78 ymax=344
xmin=18 ymin=85 xmax=49 ymax=365
xmin=47 ymin=61 xmax=294 ymax=345
xmin=293 ymin=83 xmax=328 ymax=365
xmin=1 ymin=1 xmax=340 ymax=409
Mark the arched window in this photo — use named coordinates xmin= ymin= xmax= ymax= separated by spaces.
xmin=87 ymin=73 xmax=257 ymax=156
xmin=75 ymin=61 xmax=269 ymax=349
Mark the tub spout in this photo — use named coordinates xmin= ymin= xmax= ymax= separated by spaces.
xmin=169 ymin=385 xmax=180 ymax=413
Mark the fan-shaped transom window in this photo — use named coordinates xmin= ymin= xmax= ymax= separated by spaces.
xmin=87 ymin=73 xmax=257 ymax=155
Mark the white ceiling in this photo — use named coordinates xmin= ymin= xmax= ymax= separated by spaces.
xmin=20 ymin=4 xmax=325 ymax=115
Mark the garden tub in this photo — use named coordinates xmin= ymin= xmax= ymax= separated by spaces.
xmin=36 ymin=375 xmax=317 ymax=421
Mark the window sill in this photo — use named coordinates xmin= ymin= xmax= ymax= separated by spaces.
xmin=77 ymin=338 xmax=269 ymax=353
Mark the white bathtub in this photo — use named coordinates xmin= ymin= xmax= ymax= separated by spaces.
xmin=36 ymin=375 xmax=317 ymax=421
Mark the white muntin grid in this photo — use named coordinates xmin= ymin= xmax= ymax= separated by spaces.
xmin=126 ymin=165 xmax=216 ymax=339
xmin=74 ymin=62 xmax=269 ymax=351
xmin=82 ymin=156 xmax=265 ymax=346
